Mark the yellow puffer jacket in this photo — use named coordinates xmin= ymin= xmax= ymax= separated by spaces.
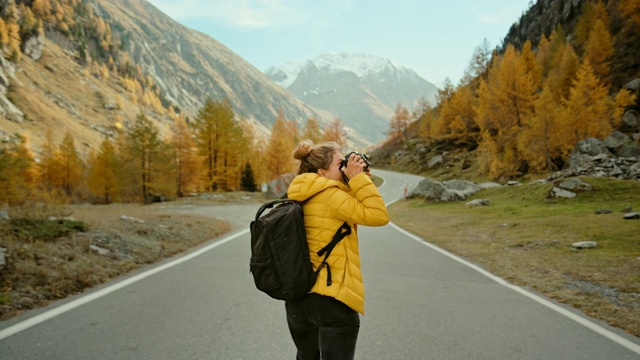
xmin=287 ymin=172 xmax=389 ymax=314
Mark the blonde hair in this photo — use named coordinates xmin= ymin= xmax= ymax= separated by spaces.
xmin=293 ymin=140 xmax=340 ymax=175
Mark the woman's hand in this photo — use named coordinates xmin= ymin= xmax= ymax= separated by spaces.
xmin=342 ymin=153 xmax=366 ymax=181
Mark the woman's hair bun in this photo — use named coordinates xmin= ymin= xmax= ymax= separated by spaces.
xmin=293 ymin=140 xmax=313 ymax=161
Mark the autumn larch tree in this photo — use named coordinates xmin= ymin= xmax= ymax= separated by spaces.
xmin=193 ymin=98 xmax=242 ymax=191
xmin=265 ymin=114 xmax=297 ymax=180
xmin=322 ymin=118 xmax=347 ymax=148
xmin=560 ymin=59 xmax=613 ymax=158
xmin=58 ymin=131 xmax=84 ymax=199
xmin=125 ymin=113 xmax=166 ymax=204
xmin=87 ymin=137 xmax=120 ymax=203
xmin=170 ymin=117 xmax=200 ymax=197
xmin=388 ymin=104 xmax=411 ymax=142
xmin=302 ymin=117 xmax=323 ymax=144
xmin=476 ymin=44 xmax=537 ymax=179
xmin=0 ymin=135 xmax=36 ymax=205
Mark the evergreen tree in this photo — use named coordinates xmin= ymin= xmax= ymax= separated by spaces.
xmin=240 ymin=162 xmax=258 ymax=192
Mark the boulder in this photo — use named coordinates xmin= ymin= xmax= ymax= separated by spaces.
xmin=557 ymin=178 xmax=592 ymax=192
xmin=428 ymin=154 xmax=444 ymax=168
xmin=625 ymin=78 xmax=640 ymax=91
xmin=622 ymin=110 xmax=639 ymax=128
xmin=465 ymin=199 xmax=490 ymax=207
xmin=409 ymin=178 xmax=482 ymax=202
xmin=549 ymin=187 xmax=576 ymax=199
xmin=21 ymin=33 xmax=45 ymax=61
xmin=572 ymin=241 xmax=598 ymax=249
xmin=624 ymin=212 xmax=640 ymax=220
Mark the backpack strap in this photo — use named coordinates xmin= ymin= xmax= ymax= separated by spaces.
xmin=254 ymin=199 xmax=296 ymax=221
xmin=315 ymin=222 xmax=352 ymax=286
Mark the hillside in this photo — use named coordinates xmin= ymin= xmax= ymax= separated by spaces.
xmin=0 ymin=0 xmax=340 ymax=153
xmin=371 ymin=0 xmax=640 ymax=182
xmin=266 ymin=53 xmax=439 ymax=145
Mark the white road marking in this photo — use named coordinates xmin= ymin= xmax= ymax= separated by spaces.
xmin=0 ymin=230 xmax=248 ymax=341
xmin=389 ymin=222 xmax=640 ymax=355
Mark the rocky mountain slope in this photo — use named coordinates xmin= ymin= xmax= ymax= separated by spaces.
xmin=265 ymin=53 xmax=439 ymax=144
xmin=0 ymin=0 xmax=342 ymax=152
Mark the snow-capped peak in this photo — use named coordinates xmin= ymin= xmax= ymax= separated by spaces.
xmin=265 ymin=52 xmax=407 ymax=88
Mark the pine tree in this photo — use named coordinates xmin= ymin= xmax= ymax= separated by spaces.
xmin=240 ymin=162 xmax=258 ymax=192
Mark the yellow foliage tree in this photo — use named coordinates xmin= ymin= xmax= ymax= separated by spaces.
xmin=87 ymin=137 xmax=120 ymax=203
xmin=583 ymin=19 xmax=614 ymax=84
xmin=388 ymin=104 xmax=411 ymax=142
xmin=560 ymin=60 xmax=612 ymax=158
xmin=546 ymin=43 xmax=580 ymax=102
xmin=265 ymin=114 xmax=297 ymax=180
xmin=518 ymin=82 xmax=562 ymax=173
xmin=436 ymin=85 xmax=477 ymax=144
xmin=58 ymin=131 xmax=84 ymax=198
xmin=0 ymin=135 xmax=36 ymax=205
xmin=193 ymin=99 xmax=242 ymax=191
xmin=302 ymin=117 xmax=323 ymax=144
xmin=322 ymin=118 xmax=347 ymax=148
xmin=476 ymin=44 xmax=537 ymax=178
xmin=170 ymin=117 xmax=201 ymax=196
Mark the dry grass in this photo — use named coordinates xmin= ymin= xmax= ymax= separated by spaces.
xmin=0 ymin=197 xmax=239 ymax=320
xmin=388 ymin=177 xmax=640 ymax=337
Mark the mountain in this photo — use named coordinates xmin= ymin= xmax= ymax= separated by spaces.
xmin=265 ymin=53 xmax=439 ymax=145
xmin=0 ymin=0 xmax=339 ymax=153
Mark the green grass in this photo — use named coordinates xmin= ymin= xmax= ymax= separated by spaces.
xmin=389 ymin=176 xmax=640 ymax=336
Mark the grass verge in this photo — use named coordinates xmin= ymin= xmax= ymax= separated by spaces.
xmin=388 ymin=176 xmax=640 ymax=337
xmin=0 ymin=196 xmax=245 ymax=320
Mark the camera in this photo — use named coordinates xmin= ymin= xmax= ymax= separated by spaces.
xmin=340 ymin=151 xmax=371 ymax=171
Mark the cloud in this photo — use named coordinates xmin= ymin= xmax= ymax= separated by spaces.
xmin=148 ymin=0 xmax=316 ymax=29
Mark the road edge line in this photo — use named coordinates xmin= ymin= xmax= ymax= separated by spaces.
xmin=0 ymin=229 xmax=249 ymax=341
xmin=388 ymin=222 xmax=640 ymax=355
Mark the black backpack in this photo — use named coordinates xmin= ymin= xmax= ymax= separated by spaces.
xmin=249 ymin=199 xmax=351 ymax=301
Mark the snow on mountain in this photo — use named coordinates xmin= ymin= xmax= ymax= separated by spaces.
xmin=264 ymin=52 xmax=439 ymax=146
xmin=265 ymin=52 xmax=412 ymax=88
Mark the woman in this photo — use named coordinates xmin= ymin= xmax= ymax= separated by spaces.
xmin=285 ymin=140 xmax=390 ymax=360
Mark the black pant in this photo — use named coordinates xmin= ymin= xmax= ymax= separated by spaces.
xmin=285 ymin=293 xmax=360 ymax=360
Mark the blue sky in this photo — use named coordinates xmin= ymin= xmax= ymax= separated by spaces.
xmin=145 ymin=0 xmax=533 ymax=87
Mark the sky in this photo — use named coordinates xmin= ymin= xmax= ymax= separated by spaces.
xmin=145 ymin=0 xmax=533 ymax=87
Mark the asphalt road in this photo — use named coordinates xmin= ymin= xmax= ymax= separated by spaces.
xmin=0 ymin=169 xmax=639 ymax=359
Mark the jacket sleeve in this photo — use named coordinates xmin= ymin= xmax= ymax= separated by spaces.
xmin=328 ymin=173 xmax=390 ymax=226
